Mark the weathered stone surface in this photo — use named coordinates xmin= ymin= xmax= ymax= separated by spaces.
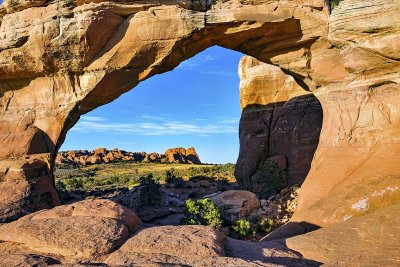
xmin=0 ymin=200 xmax=137 ymax=258
xmin=226 ymin=238 xmax=320 ymax=267
xmin=236 ymin=57 xmax=323 ymax=189
xmin=291 ymin=0 xmax=400 ymax=228
xmin=105 ymin=225 xmax=314 ymax=266
xmin=286 ymin=203 xmax=400 ymax=266
xmin=206 ymin=190 xmax=260 ymax=223
xmin=105 ymin=225 xmax=228 ymax=265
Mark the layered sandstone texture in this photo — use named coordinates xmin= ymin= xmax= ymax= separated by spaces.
xmin=0 ymin=0 xmax=327 ymax=221
xmin=0 ymin=0 xmax=400 ymax=265
xmin=56 ymin=147 xmax=201 ymax=165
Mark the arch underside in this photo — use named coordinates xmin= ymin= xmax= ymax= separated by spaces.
xmin=0 ymin=0 xmax=400 ymax=262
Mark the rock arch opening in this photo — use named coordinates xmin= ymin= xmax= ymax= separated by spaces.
xmin=0 ymin=0 xmax=329 ymax=222
xmin=59 ymin=46 xmax=244 ymax=165
xmin=54 ymin=45 xmax=323 ymax=232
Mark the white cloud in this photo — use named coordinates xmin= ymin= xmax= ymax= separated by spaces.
xmin=200 ymin=70 xmax=236 ymax=77
xmin=81 ymin=116 xmax=106 ymax=122
xmin=177 ymin=54 xmax=218 ymax=70
xmin=71 ymin=116 xmax=239 ymax=136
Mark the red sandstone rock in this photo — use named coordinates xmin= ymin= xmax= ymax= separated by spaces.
xmin=56 ymin=147 xmax=201 ymax=166
xmin=0 ymin=199 xmax=139 ymax=258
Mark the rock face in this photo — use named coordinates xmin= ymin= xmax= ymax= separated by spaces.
xmin=0 ymin=0 xmax=400 ymax=265
xmin=56 ymin=147 xmax=201 ymax=165
xmin=235 ymin=57 xmax=323 ymax=189
xmin=0 ymin=199 xmax=140 ymax=258
xmin=285 ymin=203 xmax=400 ymax=266
xmin=164 ymin=147 xmax=202 ymax=164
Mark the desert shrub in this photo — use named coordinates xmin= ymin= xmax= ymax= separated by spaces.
xmin=139 ymin=174 xmax=161 ymax=206
xmin=180 ymin=198 xmax=222 ymax=229
xmin=230 ymin=218 xmax=274 ymax=239
xmin=186 ymin=164 xmax=235 ymax=178
xmin=164 ymin=168 xmax=177 ymax=183
xmin=231 ymin=219 xmax=253 ymax=239
xmin=55 ymin=179 xmax=66 ymax=191
xmin=62 ymin=178 xmax=84 ymax=191
xmin=163 ymin=168 xmax=185 ymax=188
xmin=329 ymin=0 xmax=341 ymax=12
xmin=252 ymin=159 xmax=287 ymax=199
xmin=256 ymin=218 xmax=273 ymax=234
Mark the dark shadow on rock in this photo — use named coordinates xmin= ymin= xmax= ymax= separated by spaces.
xmin=28 ymin=127 xmax=56 ymax=155
xmin=235 ymin=94 xmax=323 ymax=194
xmin=226 ymin=236 xmax=322 ymax=266
xmin=260 ymin=221 xmax=321 ymax=242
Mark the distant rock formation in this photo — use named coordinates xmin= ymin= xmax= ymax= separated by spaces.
xmin=56 ymin=147 xmax=201 ymax=165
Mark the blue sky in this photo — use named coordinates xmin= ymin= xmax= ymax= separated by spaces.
xmin=61 ymin=46 xmax=244 ymax=163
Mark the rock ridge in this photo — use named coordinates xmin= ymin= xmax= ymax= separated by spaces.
xmin=56 ymin=147 xmax=201 ymax=165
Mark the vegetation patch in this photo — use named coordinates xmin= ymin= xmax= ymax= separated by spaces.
xmin=251 ymin=159 xmax=287 ymax=199
xmin=138 ymin=174 xmax=161 ymax=207
xmin=180 ymin=198 xmax=223 ymax=229
xmin=230 ymin=217 xmax=274 ymax=240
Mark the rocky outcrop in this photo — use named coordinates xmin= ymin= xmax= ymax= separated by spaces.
xmin=164 ymin=147 xmax=201 ymax=164
xmin=235 ymin=57 xmax=323 ymax=189
xmin=0 ymin=199 xmax=140 ymax=258
xmin=56 ymin=147 xmax=201 ymax=165
xmin=0 ymin=202 xmax=317 ymax=266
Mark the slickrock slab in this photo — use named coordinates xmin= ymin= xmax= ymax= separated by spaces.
xmin=286 ymin=203 xmax=400 ymax=266
xmin=0 ymin=200 xmax=140 ymax=258
xmin=108 ymin=225 xmax=226 ymax=258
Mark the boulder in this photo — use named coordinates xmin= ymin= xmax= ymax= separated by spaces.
xmin=0 ymin=200 xmax=140 ymax=258
xmin=164 ymin=147 xmax=202 ymax=164
xmin=104 ymin=225 xmax=255 ymax=266
xmin=107 ymin=225 xmax=226 ymax=258
xmin=105 ymin=225 xmax=316 ymax=266
xmin=207 ymin=190 xmax=260 ymax=223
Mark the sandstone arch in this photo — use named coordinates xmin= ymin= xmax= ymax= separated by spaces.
xmin=0 ymin=0 xmax=399 ymax=246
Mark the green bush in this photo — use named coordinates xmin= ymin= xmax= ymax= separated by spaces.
xmin=62 ymin=178 xmax=84 ymax=191
xmin=139 ymin=174 xmax=161 ymax=206
xmin=163 ymin=168 xmax=185 ymax=188
xmin=180 ymin=198 xmax=222 ymax=229
xmin=231 ymin=219 xmax=253 ymax=239
xmin=164 ymin=168 xmax=177 ymax=183
xmin=251 ymin=159 xmax=287 ymax=199
xmin=256 ymin=218 xmax=273 ymax=234
xmin=230 ymin=218 xmax=274 ymax=239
